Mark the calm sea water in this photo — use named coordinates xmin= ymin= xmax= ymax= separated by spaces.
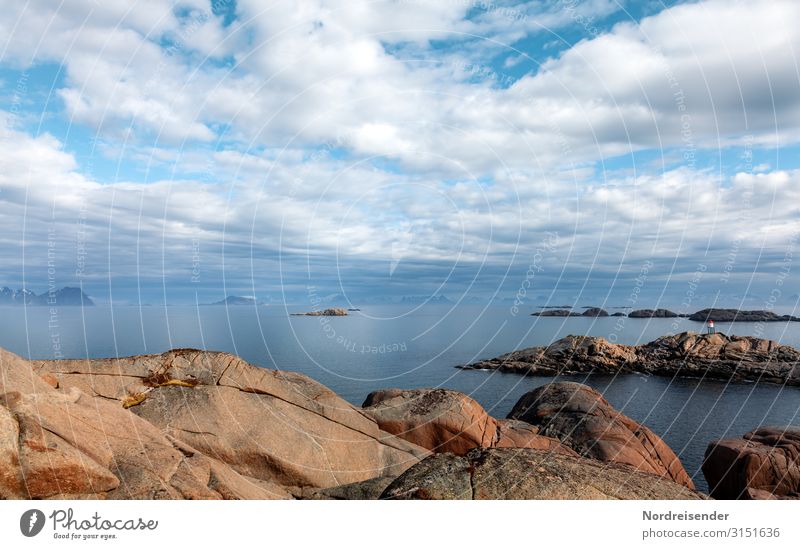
xmin=2 ymin=303 xmax=799 ymax=493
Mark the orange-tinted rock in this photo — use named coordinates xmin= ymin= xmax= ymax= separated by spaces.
xmin=462 ymin=332 xmax=800 ymax=386
xmin=362 ymin=388 xmax=498 ymax=455
xmin=703 ymin=427 xmax=800 ymax=499
xmin=495 ymin=419 xmax=578 ymax=455
xmin=381 ymin=448 xmax=706 ymax=500
xmin=40 ymin=373 xmax=59 ymax=388
xmin=362 ymin=388 xmax=577 ymax=457
xmin=32 ymin=348 xmax=428 ymax=492
xmin=508 ymin=382 xmax=694 ymax=489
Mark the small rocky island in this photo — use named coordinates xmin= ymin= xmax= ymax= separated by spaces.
xmin=0 ymin=345 xmax=796 ymax=499
xmin=532 ymin=307 xmax=609 ymax=317
xmin=531 ymin=307 xmax=798 ymax=321
xmin=628 ymin=308 xmax=680 ymax=318
xmin=460 ymin=332 xmax=800 ymax=386
xmin=291 ymin=307 xmax=348 ymax=316
xmin=689 ymin=308 xmax=800 ymax=322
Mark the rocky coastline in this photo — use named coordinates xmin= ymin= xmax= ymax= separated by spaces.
xmin=0 ymin=344 xmax=796 ymax=500
xmin=460 ymin=332 xmax=800 ymax=386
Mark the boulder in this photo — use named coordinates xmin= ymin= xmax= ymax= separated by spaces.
xmin=362 ymin=388 xmax=497 ymax=454
xmin=507 ymin=382 xmax=695 ymax=489
xmin=582 ymin=307 xmax=609 ymax=317
xmin=703 ymin=427 xmax=800 ymax=499
xmin=362 ymin=388 xmax=575 ymax=457
xmin=381 ymin=448 xmax=705 ymax=500
xmin=494 ymin=419 xmax=579 ymax=455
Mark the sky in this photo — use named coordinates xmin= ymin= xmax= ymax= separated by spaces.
xmin=1 ymin=0 xmax=799 ymax=309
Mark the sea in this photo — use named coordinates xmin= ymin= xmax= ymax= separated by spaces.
xmin=2 ymin=303 xmax=799 ymax=493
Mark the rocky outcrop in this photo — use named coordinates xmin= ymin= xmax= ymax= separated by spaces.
xmin=362 ymin=389 xmax=496 ymax=454
xmin=508 ymin=382 xmax=694 ymax=489
xmin=462 ymin=335 xmax=638 ymax=375
xmin=291 ymin=308 xmax=348 ymax=316
xmin=531 ymin=307 xmax=610 ymax=317
xmin=531 ymin=309 xmax=580 ymax=317
xmin=582 ymin=307 xmax=609 ymax=317
xmin=629 ymin=309 xmax=678 ymax=318
xmin=1 ymin=347 xmax=428 ymax=499
xmin=703 ymin=427 xmax=800 ymax=499
xmin=460 ymin=332 xmax=800 ymax=386
xmin=380 ymin=448 xmax=705 ymax=500
xmin=0 ymin=348 xmax=293 ymax=500
xmin=689 ymin=309 xmax=800 ymax=322
xmin=362 ymin=388 xmax=576 ymax=456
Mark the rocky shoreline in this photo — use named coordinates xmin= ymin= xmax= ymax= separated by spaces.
xmin=460 ymin=332 xmax=800 ymax=386
xmin=1 ymin=344 xmax=797 ymax=500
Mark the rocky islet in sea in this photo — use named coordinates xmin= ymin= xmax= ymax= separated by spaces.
xmin=460 ymin=332 xmax=800 ymax=386
xmin=531 ymin=307 xmax=800 ymax=321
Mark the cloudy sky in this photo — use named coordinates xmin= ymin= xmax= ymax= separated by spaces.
xmin=1 ymin=0 xmax=799 ymax=308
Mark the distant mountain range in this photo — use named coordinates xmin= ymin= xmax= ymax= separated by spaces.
xmin=0 ymin=286 xmax=94 ymax=306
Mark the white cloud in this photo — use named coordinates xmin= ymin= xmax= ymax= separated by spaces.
xmin=1 ymin=0 xmax=800 ymax=302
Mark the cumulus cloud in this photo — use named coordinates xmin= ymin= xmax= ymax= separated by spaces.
xmin=0 ymin=0 xmax=799 ymax=305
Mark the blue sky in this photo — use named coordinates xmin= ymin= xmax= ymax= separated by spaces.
xmin=1 ymin=0 xmax=800 ymax=310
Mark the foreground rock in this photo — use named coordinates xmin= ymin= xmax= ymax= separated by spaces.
xmin=1 ymin=348 xmax=294 ymax=499
xmin=703 ymin=428 xmax=800 ymax=499
xmin=381 ymin=448 xmax=705 ymax=500
xmin=461 ymin=332 xmax=800 ymax=386
xmin=0 ymin=347 xmax=428 ymax=499
xmin=689 ymin=309 xmax=800 ymax=322
xmin=508 ymin=382 xmax=694 ymax=489
xmin=362 ymin=388 xmax=576 ymax=456
xmin=0 ymin=345 xmax=701 ymax=500
xmin=629 ymin=308 xmax=678 ymax=318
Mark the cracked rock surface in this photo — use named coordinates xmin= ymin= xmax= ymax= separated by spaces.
xmin=2 ymin=347 xmax=427 ymax=498
xmin=703 ymin=427 xmax=800 ymax=500
xmin=380 ymin=448 xmax=707 ymax=500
